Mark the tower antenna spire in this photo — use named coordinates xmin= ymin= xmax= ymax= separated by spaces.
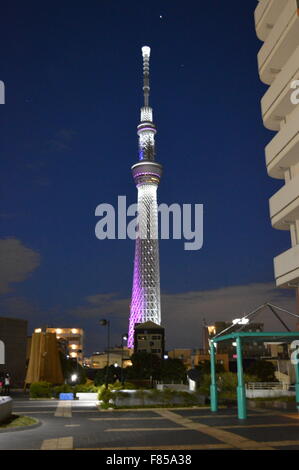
xmin=142 ymin=46 xmax=151 ymax=107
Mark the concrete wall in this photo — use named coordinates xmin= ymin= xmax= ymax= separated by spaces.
xmin=156 ymin=384 xmax=189 ymax=391
xmin=246 ymin=389 xmax=295 ymax=398
xmin=112 ymin=390 xmax=205 ymax=407
xmin=0 ymin=397 xmax=12 ymax=423
xmin=0 ymin=317 xmax=28 ymax=387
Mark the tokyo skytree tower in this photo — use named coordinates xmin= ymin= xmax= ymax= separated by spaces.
xmin=127 ymin=46 xmax=163 ymax=348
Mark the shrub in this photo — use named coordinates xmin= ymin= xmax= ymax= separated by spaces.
xmin=160 ymin=388 xmax=176 ymax=405
xmin=30 ymin=382 xmax=52 ymax=398
xmin=98 ymin=386 xmax=114 ymax=404
xmin=52 ymin=384 xmax=73 ymax=398
xmin=73 ymin=383 xmax=99 ymax=393
xmin=198 ymin=372 xmax=259 ymax=398
xmin=148 ymin=389 xmax=163 ymax=402
xmin=178 ymin=391 xmax=198 ymax=405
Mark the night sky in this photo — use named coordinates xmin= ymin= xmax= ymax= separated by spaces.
xmin=0 ymin=1 xmax=296 ymax=355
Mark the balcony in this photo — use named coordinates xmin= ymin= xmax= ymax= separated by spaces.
xmin=261 ymin=45 xmax=299 ymax=130
xmin=269 ymin=173 xmax=299 ymax=229
xmin=274 ymin=244 xmax=299 ymax=287
xmin=265 ymin=103 xmax=299 ymax=179
xmin=257 ymin=0 xmax=299 ymax=84
xmin=255 ymin=0 xmax=289 ymax=41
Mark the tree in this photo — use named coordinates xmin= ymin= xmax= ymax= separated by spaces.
xmin=94 ymin=365 xmax=120 ymax=386
xmin=125 ymin=352 xmax=162 ymax=381
xmin=59 ymin=353 xmax=86 ymax=384
xmin=161 ymin=358 xmax=186 ymax=383
xmin=195 ymin=360 xmax=225 ymax=380
xmin=245 ymin=360 xmax=276 ymax=382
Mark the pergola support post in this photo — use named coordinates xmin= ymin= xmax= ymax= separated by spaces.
xmin=236 ymin=336 xmax=247 ymax=419
xmin=210 ymin=341 xmax=218 ymax=412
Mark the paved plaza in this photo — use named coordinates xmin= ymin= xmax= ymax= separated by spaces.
xmin=0 ymin=398 xmax=299 ymax=450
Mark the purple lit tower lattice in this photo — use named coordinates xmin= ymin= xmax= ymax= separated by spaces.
xmin=127 ymin=46 xmax=162 ymax=348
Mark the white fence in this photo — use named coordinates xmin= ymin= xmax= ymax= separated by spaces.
xmin=246 ymin=382 xmax=295 ymax=398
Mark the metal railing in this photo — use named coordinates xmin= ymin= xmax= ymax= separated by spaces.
xmin=246 ymin=382 xmax=287 ymax=390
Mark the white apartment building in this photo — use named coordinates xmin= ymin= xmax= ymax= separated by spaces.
xmin=255 ymin=0 xmax=299 ymax=300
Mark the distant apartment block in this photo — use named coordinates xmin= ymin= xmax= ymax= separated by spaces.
xmin=134 ymin=321 xmax=165 ymax=358
xmin=203 ymin=322 xmax=267 ymax=359
xmin=35 ymin=327 xmax=84 ymax=363
xmin=168 ymin=348 xmax=229 ymax=371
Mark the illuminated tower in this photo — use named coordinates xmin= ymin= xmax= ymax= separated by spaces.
xmin=128 ymin=46 xmax=162 ymax=348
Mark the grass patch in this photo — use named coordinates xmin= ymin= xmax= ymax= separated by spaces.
xmin=0 ymin=414 xmax=38 ymax=429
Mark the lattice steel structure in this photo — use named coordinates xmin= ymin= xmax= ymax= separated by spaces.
xmin=128 ymin=46 xmax=162 ymax=348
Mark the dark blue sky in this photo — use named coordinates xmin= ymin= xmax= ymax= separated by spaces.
xmin=0 ymin=1 xmax=294 ymax=354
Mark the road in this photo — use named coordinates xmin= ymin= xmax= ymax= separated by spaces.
xmin=0 ymin=397 xmax=299 ymax=450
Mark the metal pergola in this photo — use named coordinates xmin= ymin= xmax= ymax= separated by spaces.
xmin=210 ymin=330 xmax=299 ymax=419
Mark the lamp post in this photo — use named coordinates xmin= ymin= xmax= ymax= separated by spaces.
xmin=100 ymin=319 xmax=110 ymax=389
xmin=121 ymin=334 xmax=128 ymax=387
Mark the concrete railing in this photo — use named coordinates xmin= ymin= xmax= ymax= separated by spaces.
xmin=246 ymin=382 xmax=285 ymax=390
xmin=245 ymin=382 xmax=295 ymax=398
xmin=0 ymin=397 xmax=12 ymax=424
xmin=75 ymin=393 xmax=98 ymax=401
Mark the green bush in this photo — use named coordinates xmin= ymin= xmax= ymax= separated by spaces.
xmin=148 ymin=389 xmax=162 ymax=402
xmin=52 ymin=384 xmax=73 ymax=398
xmin=177 ymin=391 xmax=198 ymax=405
xmin=198 ymin=372 xmax=258 ymax=398
xmin=30 ymin=382 xmax=52 ymax=398
xmin=160 ymin=388 xmax=176 ymax=405
xmin=98 ymin=386 xmax=114 ymax=405
xmin=73 ymin=383 xmax=99 ymax=393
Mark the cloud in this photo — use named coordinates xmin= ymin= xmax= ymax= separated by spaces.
xmin=160 ymin=283 xmax=297 ymax=348
xmin=0 ymin=296 xmax=40 ymax=321
xmin=71 ymin=292 xmax=129 ymax=319
xmin=70 ymin=282 xmax=298 ymax=350
xmin=0 ymin=238 xmax=40 ymax=294
xmin=46 ymin=128 xmax=75 ymax=152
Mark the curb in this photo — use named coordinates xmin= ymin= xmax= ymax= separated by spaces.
xmin=0 ymin=417 xmax=41 ymax=434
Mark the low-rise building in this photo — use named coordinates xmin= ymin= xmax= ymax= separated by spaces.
xmin=134 ymin=321 xmax=165 ymax=358
xmin=87 ymin=348 xmax=132 ymax=369
xmin=203 ymin=322 xmax=267 ymax=359
xmin=168 ymin=349 xmax=193 ymax=368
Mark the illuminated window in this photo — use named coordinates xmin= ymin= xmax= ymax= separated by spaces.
xmin=71 ymin=328 xmax=78 ymax=334
xmin=35 ymin=328 xmax=42 ymax=333
xmin=56 ymin=328 xmax=62 ymax=334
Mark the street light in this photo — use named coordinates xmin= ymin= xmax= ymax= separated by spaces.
xmin=71 ymin=373 xmax=78 ymax=383
xmin=121 ymin=334 xmax=128 ymax=387
xmin=100 ymin=319 xmax=110 ymax=389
